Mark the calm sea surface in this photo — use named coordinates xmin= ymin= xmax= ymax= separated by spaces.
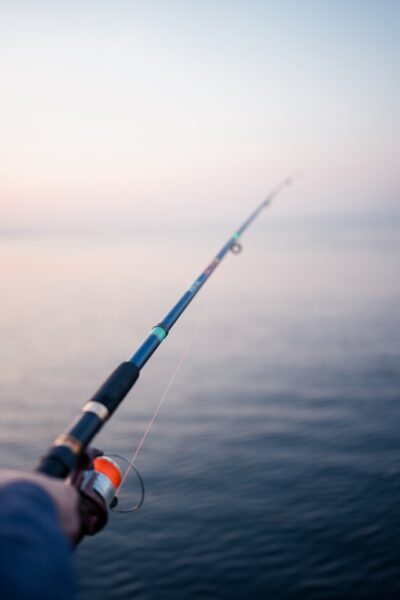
xmin=1 ymin=216 xmax=399 ymax=599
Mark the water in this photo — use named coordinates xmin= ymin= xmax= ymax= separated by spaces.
xmin=1 ymin=216 xmax=400 ymax=599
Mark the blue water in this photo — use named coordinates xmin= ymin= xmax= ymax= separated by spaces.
xmin=1 ymin=216 xmax=399 ymax=599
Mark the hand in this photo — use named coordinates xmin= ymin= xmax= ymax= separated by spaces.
xmin=0 ymin=469 xmax=80 ymax=542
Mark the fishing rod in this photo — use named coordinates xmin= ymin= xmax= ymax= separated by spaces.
xmin=37 ymin=174 xmax=298 ymax=539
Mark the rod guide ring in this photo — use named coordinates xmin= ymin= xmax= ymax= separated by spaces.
xmin=231 ymin=242 xmax=242 ymax=254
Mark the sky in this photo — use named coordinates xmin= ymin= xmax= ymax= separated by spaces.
xmin=0 ymin=0 xmax=399 ymax=231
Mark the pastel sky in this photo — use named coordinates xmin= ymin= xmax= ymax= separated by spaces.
xmin=1 ymin=1 xmax=399 ymax=230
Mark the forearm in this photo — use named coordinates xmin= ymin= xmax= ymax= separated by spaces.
xmin=0 ymin=481 xmax=77 ymax=600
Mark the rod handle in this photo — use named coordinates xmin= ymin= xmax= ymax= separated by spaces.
xmin=37 ymin=362 xmax=140 ymax=479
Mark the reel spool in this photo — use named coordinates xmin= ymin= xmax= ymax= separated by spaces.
xmin=78 ymin=454 xmax=123 ymax=537
xmin=92 ymin=456 xmax=122 ymax=506
xmin=77 ymin=451 xmax=144 ymax=540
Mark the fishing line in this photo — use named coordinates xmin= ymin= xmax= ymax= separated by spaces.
xmin=115 ymin=318 xmax=203 ymax=505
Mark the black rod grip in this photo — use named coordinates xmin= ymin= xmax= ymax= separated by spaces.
xmin=37 ymin=361 xmax=140 ymax=479
xmin=90 ymin=361 xmax=139 ymax=415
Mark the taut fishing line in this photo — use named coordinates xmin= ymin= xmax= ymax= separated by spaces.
xmin=112 ymin=319 xmax=203 ymax=511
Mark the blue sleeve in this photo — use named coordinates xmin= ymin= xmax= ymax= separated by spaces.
xmin=0 ymin=481 xmax=77 ymax=600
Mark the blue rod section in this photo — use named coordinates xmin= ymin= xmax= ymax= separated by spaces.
xmin=128 ymin=174 xmax=297 ymax=370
